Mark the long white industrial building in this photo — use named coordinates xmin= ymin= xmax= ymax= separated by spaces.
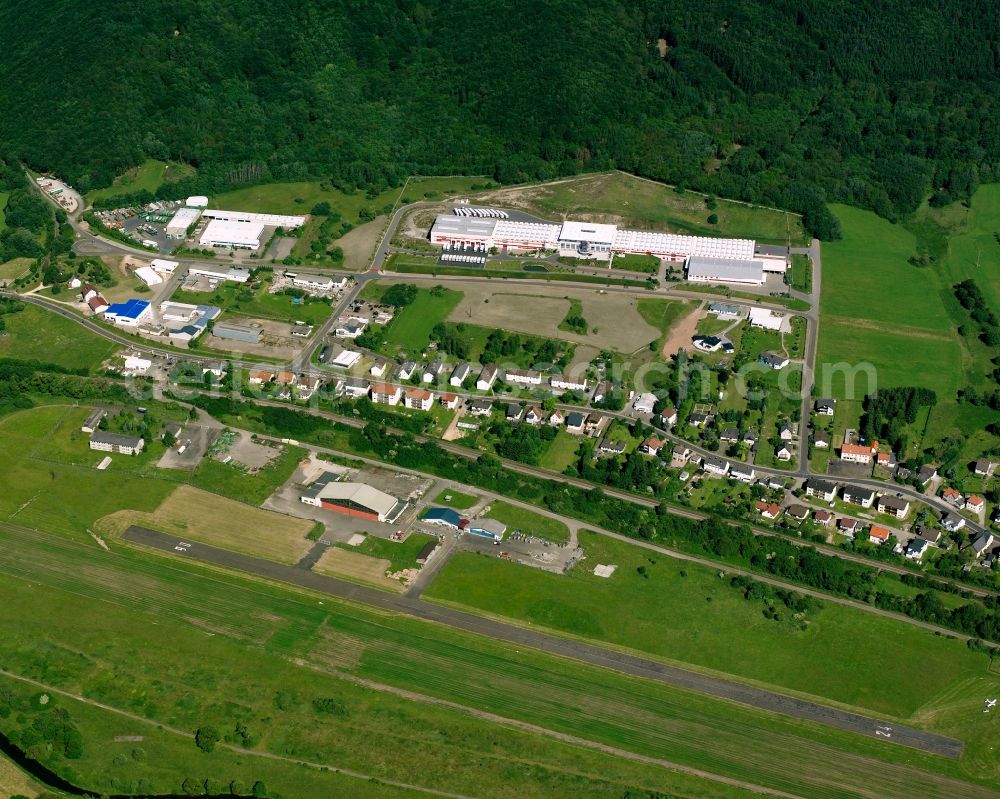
xmin=201 ymin=209 xmax=307 ymax=229
xmin=429 ymin=214 xmax=786 ymax=283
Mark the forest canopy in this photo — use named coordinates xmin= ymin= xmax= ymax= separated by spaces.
xmin=2 ymin=1 xmax=999 ymax=237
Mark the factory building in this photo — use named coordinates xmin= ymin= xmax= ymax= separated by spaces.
xmin=211 ymin=321 xmax=263 ymax=344
xmin=201 ymin=209 xmax=306 ymax=229
xmin=165 ymin=206 xmax=202 ymax=239
xmin=200 ymin=218 xmax=266 ymax=250
xmin=300 ymin=479 xmax=402 ymax=522
xmin=685 ymin=256 xmax=765 ymax=285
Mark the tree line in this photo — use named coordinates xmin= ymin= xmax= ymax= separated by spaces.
xmin=5 ymin=2 xmax=1000 ymax=238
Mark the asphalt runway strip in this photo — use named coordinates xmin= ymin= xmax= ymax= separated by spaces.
xmin=123 ymin=525 xmax=964 ymax=759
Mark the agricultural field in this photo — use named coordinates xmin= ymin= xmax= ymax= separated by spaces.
xmin=359 ymin=281 xmax=463 ymax=354
xmin=0 ymin=752 xmax=44 ymax=798
xmin=818 ymin=204 xmax=963 ymax=400
xmin=97 ymin=485 xmax=315 ymax=564
xmin=483 ymin=499 xmax=570 ymax=544
xmin=473 ymin=172 xmax=808 ymax=244
xmin=446 ymin=281 xmax=660 ymax=353
xmin=85 ymin=159 xmax=195 ymax=204
xmin=0 ymin=523 xmax=996 ymax=799
xmin=0 ymin=304 xmax=118 ymax=371
xmin=425 ymin=532 xmax=996 ymax=720
xmin=171 ymin=281 xmax=334 ymax=327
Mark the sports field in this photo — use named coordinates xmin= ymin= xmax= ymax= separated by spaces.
xmin=0 ymin=522 xmax=996 ymax=799
xmin=484 ymin=500 xmax=570 ymax=544
xmin=424 ymin=532 xmax=997 ymax=720
xmin=0 ymin=304 xmax=118 ymax=371
xmin=98 ymin=485 xmax=315 ymax=564
xmin=475 ymin=172 xmax=808 ymax=244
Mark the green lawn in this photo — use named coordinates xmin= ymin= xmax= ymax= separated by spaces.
xmin=347 ymin=531 xmax=440 ymax=572
xmin=538 ymin=430 xmax=582 ymax=472
xmin=171 ymin=282 xmax=333 ymax=327
xmin=0 ymin=304 xmax=118 ymax=371
xmin=425 ymin=532 xmax=994 ymax=720
xmin=86 ymin=159 xmax=195 ymax=204
xmin=188 ymin=443 xmax=306 ymax=505
xmin=516 ymin=172 xmax=807 ymax=244
xmin=359 ymin=283 xmax=463 ymax=354
xmin=432 ymin=488 xmax=479 ymax=509
xmin=484 ymin=500 xmax=570 ymax=544
xmin=611 ymin=253 xmax=660 ymax=273
xmin=0 ymin=257 xmax=32 ymax=282
xmin=2 ymin=520 xmax=996 ymax=799
xmin=788 ymin=253 xmax=812 ymax=293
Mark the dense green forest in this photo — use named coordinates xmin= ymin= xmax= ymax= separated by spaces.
xmin=2 ymin=1 xmax=999 ymax=236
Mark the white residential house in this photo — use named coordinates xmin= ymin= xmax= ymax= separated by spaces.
xmin=551 ymin=375 xmax=589 ymax=392
xmin=505 ymin=368 xmax=543 ymax=386
xmin=370 ymin=358 xmax=389 ymax=378
xmin=450 ymin=362 xmax=473 ymax=387
xmin=476 ymin=364 xmax=499 ymax=391
xmin=775 ymin=444 xmax=793 ymax=461
xmin=805 ymin=479 xmax=837 ymax=502
xmin=703 ymin=457 xmax=730 ymax=476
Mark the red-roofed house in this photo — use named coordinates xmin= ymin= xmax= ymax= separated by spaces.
xmin=640 ymin=437 xmax=666 ymax=456
xmin=839 ymin=443 xmax=875 ymax=464
xmin=754 ymin=501 xmax=781 ymax=520
xmin=813 ymin=509 xmax=833 ymax=526
xmin=403 ymin=388 xmax=433 ymax=410
xmin=439 ymin=392 xmax=459 ymax=409
xmin=371 ymin=383 xmax=402 ymax=406
xmin=868 ymin=525 xmax=891 ymax=544
xmin=942 ymin=487 xmax=964 ymax=506
xmin=966 ymin=494 xmax=985 ymax=513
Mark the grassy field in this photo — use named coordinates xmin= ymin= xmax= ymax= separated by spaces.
xmin=86 ymin=159 xmax=195 ymax=204
xmin=0 ymin=190 xmax=8 ymax=233
xmin=171 ymin=281 xmax=334 ymax=327
xmin=0 ymin=304 xmax=118 ymax=371
xmin=348 ymin=531 xmax=440 ymax=572
xmin=817 ymin=204 xmax=963 ymax=400
xmin=359 ymin=282 xmax=463 ymax=354
xmin=538 ymin=430 xmax=582 ymax=472
xmin=476 ymin=172 xmax=808 ymax=244
xmin=425 ymin=532 xmax=995 ymax=719
xmin=97 ymin=485 xmax=315 ymax=564
xmin=484 ymin=500 xmax=570 ymax=544
xmin=0 ymin=523 xmax=996 ymax=799
xmin=0 ymin=404 xmax=305 ymax=544
xmin=314 ymin=546 xmax=402 ymax=592
xmin=636 ymin=297 xmax=692 ymax=344
xmin=432 ymin=488 xmax=479 ymax=509
xmin=213 ymin=180 xmax=402 ymax=219
xmin=0 ymin=257 xmax=33 ymax=282
xmin=789 ymin=253 xmax=813 ymax=293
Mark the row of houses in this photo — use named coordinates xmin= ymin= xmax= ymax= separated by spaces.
xmin=248 ymin=369 xmax=323 ymax=400
xmin=803 ymin=478 xmax=911 ymax=517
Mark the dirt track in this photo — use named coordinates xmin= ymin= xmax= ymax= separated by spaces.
xmin=124 ymin=525 xmax=965 ymax=761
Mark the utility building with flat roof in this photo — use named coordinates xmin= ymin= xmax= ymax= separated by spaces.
xmin=200 ymin=219 xmax=266 ymax=250
xmin=212 ymin=321 xmax=263 ymax=344
xmin=685 ymin=256 xmax=764 ymax=285
xmin=166 ymin=207 xmax=202 ymax=239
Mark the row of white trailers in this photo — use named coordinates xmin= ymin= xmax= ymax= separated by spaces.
xmin=452 ymin=207 xmax=509 ymax=219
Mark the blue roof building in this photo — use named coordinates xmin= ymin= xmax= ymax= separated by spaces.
xmin=422 ymin=507 xmax=463 ymax=529
xmin=104 ymin=299 xmax=151 ymax=326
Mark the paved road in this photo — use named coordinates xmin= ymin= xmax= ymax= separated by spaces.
xmin=123 ymin=525 xmax=964 ymax=759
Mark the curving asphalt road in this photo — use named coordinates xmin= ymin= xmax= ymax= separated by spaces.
xmin=122 ymin=525 xmax=964 ymax=760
